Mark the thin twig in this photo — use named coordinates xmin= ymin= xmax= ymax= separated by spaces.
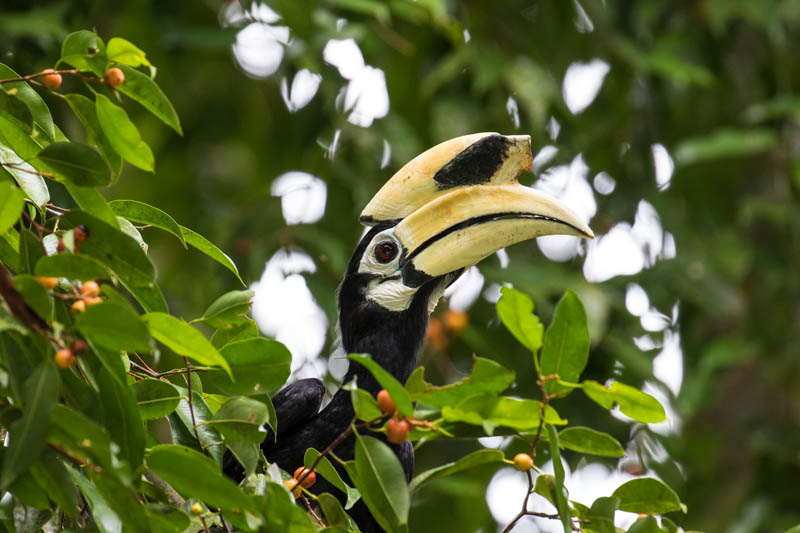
xmin=184 ymin=357 xmax=206 ymax=452
xmin=301 ymin=494 xmax=326 ymax=527
xmin=0 ymin=68 xmax=80 ymax=84
xmin=144 ymin=470 xmax=185 ymax=506
xmin=1 ymin=161 xmax=54 ymax=179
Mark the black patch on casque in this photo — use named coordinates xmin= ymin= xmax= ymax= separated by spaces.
xmin=433 ymin=134 xmax=511 ymax=189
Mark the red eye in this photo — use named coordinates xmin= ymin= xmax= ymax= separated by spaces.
xmin=375 ymin=241 xmax=398 ymax=263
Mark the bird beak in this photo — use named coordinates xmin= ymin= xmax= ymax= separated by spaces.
xmin=360 ymin=132 xmax=594 ymax=288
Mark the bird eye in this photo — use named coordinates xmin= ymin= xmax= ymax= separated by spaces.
xmin=374 ymin=241 xmax=398 ymax=263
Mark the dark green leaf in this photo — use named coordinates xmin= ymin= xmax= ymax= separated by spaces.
xmin=133 ymin=379 xmax=181 ymax=419
xmin=0 ymin=181 xmax=24 ymax=234
xmin=30 ymin=452 xmax=80 ymax=518
xmin=211 ymin=318 xmax=259 ymax=349
xmin=354 ymin=434 xmax=410 ymax=533
xmin=304 ymin=447 xmax=361 ymax=509
xmin=260 ymin=481 xmax=318 ymax=532
xmin=8 ymin=470 xmax=50 ymax=510
xmin=1 ymin=363 xmax=59 ymax=489
xmin=318 ymin=492 xmax=356 ymax=529
xmin=76 ymin=302 xmax=151 ymax=353
xmin=145 ymin=503 xmax=191 ymax=533
xmin=585 ymin=496 xmax=619 ymax=533
xmin=141 ymin=312 xmax=231 ymax=375
xmin=409 ymin=449 xmax=504 ymax=491
xmin=582 ymin=381 xmax=666 ymax=423
xmin=206 ymin=396 xmax=269 ymax=444
xmin=49 ymin=405 xmax=118 ymax=475
xmin=64 ymin=94 xmax=123 ymax=176
xmin=0 ymin=115 xmax=49 ymax=206
xmin=405 ymin=356 xmax=515 ymax=407
xmin=59 ymin=30 xmax=106 ymax=76
xmin=98 ymin=366 xmax=145 ymax=473
xmin=197 ymin=289 xmax=253 ymax=328
xmin=557 ymin=427 xmax=625 ymax=457
xmin=116 ymin=65 xmax=182 ymax=135
xmin=348 ymin=353 xmax=414 ymax=416
xmin=0 ymin=63 xmax=55 ymax=140
xmin=146 ymin=444 xmax=253 ymax=513
xmin=68 ymin=465 xmax=122 ymax=533
xmin=109 ymin=199 xmax=186 ymax=246
xmin=32 ymin=142 xmax=111 ymax=186
xmin=540 ymin=290 xmax=589 ymax=394
xmin=13 ymin=274 xmax=54 ymax=323
xmin=675 ymin=128 xmax=777 ymax=166
xmin=497 ymin=286 xmax=544 ymax=352
xmin=180 ymin=225 xmax=243 ymax=283
xmin=206 ymin=337 xmax=290 ymax=395
xmin=170 ymin=390 xmax=224 ymax=464
xmin=90 ymin=471 xmax=152 ymax=532
xmin=546 ymin=424 xmax=572 ymax=533
xmin=226 ymin=441 xmax=260 ymax=478
xmin=95 ymin=93 xmax=154 ymax=172
xmin=611 ymin=478 xmax=683 ymax=515
xmin=35 ymin=253 xmax=111 ymax=281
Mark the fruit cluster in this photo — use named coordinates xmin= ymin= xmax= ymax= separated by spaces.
xmin=377 ymin=389 xmax=415 ymax=445
xmin=283 ymin=466 xmax=317 ymax=498
xmin=426 ymin=309 xmax=469 ymax=352
xmin=39 ymin=67 xmax=125 ymax=91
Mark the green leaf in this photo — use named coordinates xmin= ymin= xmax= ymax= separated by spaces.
xmin=63 ymin=182 xmax=119 ymax=227
xmin=146 ymin=444 xmax=254 ymax=513
xmin=13 ymin=274 xmax=54 ymax=323
xmin=1 ymin=362 xmax=60 ymax=489
xmin=206 ymin=337 xmax=290 ymax=396
xmin=497 ymin=286 xmax=544 ymax=352
xmin=35 ymin=253 xmax=111 ymax=281
xmin=206 ymin=396 xmax=269 ymax=444
xmin=354 ymin=434 xmax=410 ymax=533
xmin=540 ymin=290 xmax=589 ymax=395
xmin=585 ymin=496 xmax=619 ymax=533
xmin=61 ymin=210 xmax=155 ymax=285
xmin=546 ymin=424 xmax=572 ymax=533
xmin=409 ymin=449 xmax=504 ymax=492
xmin=318 ymin=492 xmax=356 ymax=529
xmin=169 ymin=391 xmax=225 ymax=464
xmin=611 ymin=478 xmax=683 ymax=515
xmin=557 ymin=427 xmax=625 ymax=458
xmin=49 ymin=405 xmax=118 ymax=475
xmin=76 ymin=302 xmax=151 ymax=353
xmin=8 ymin=465 xmax=50 ymax=510
xmin=442 ymin=394 xmax=566 ymax=432
xmin=109 ymin=199 xmax=186 ymax=246
xmin=180 ymin=225 xmax=243 ymax=283
xmin=141 ymin=312 xmax=231 ymax=375
xmin=226 ymin=441 xmax=260 ymax=478
xmin=675 ymin=128 xmax=777 ymax=166
xmin=32 ymin=142 xmax=111 ymax=186
xmin=0 ymin=117 xmax=49 ymax=206
xmin=106 ymin=38 xmax=151 ymax=68
xmin=0 ymin=178 xmax=24 ymax=234
xmin=90 ymin=471 xmax=151 ymax=532
xmin=582 ymin=381 xmax=666 ymax=423
xmin=211 ymin=318 xmax=259 ymax=349
xmin=260 ymin=481 xmax=318 ymax=532
xmin=304 ymin=447 xmax=361 ymax=509
xmin=60 ymin=30 xmax=106 ymax=76
xmin=133 ymin=379 xmax=181 ymax=419
xmin=405 ymin=356 xmax=515 ymax=407
xmin=348 ymin=353 xmax=414 ymax=416
xmin=67 ymin=466 xmax=122 ymax=533
xmin=628 ymin=516 xmax=667 ymax=533
xmin=116 ymin=65 xmax=182 ymax=135
xmin=533 ymin=474 xmax=558 ymax=508
xmin=0 ymin=63 xmax=55 ymax=140
xmin=65 ymin=94 xmax=123 ymax=176
xmin=98 ymin=366 xmax=146 ymax=473
xmin=145 ymin=503 xmax=191 ymax=533
xmin=197 ymin=289 xmax=253 ymax=328
xmin=95 ymin=93 xmax=154 ymax=172
xmin=347 ymin=381 xmax=383 ymax=422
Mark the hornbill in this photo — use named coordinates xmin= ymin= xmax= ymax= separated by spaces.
xmin=224 ymin=133 xmax=593 ymax=530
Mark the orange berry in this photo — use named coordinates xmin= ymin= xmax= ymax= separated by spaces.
xmin=386 ymin=418 xmax=411 ymax=444
xmin=443 ymin=309 xmax=468 ymax=333
xmin=377 ymin=389 xmax=397 ymax=415
xmin=426 ymin=317 xmax=448 ymax=352
xmin=293 ymin=466 xmax=316 ymax=488
xmin=70 ymin=340 xmax=89 ymax=355
xmin=83 ymin=296 xmax=103 ymax=307
xmin=41 ymin=68 xmax=62 ymax=90
xmin=283 ymin=478 xmax=302 ymax=497
xmin=104 ymin=67 xmax=125 ymax=87
xmin=71 ymin=299 xmax=86 ymax=314
xmin=81 ymin=281 xmax=100 ymax=298
xmin=513 ymin=453 xmax=533 ymax=471
xmin=54 ymin=348 xmax=75 ymax=369
xmin=56 ymin=240 xmax=66 ymax=253
xmin=36 ymin=276 xmax=58 ymax=290
xmin=73 ymin=225 xmax=89 ymax=243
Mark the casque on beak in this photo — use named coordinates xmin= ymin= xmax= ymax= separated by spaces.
xmin=361 ymin=133 xmax=594 ymax=287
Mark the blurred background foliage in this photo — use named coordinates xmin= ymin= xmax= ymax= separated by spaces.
xmin=2 ymin=0 xmax=800 ymax=531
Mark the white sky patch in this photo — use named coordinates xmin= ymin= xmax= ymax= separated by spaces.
xmin=643 ymin=381 xmax=682 ymax=435
xmin=251 ymin=249 xmax=329 ymax=377
xmin=534 ymin=154 xmax=597 ymax=262
xmin=463 ymin=29 xmax=471 ymax=42
xmin=496 ymin=248 xmax=510 ymax=269
xmin=651 ymin=143 xmax=674 ymax=191
xmin=232 ymin=21 xmax=290 ymax=78
xmin=482 ymin=283 xmax=503 ymax=304
xmin=583 ymin=223 xmax=646 ymax=282
xmin=506 ymin=96 xmax=520 ymax=128
xmin=477 ymin=436 xmax=507 ymax=449
xmin=573 ymin=0 xmax=595 ymax=33
xmin=381 ymin=139 xmax=392 ymax=169
xmin=593 ymin=171 xmax=616 ymax=195
xmin=532 ymin=145 xmax=558 ymax=174
xmin=653 ymin=329 xmax=683 ymax=395
xmin=633 ymin=334 xmax=659 ymax=351
xmin=444 ymin=266 xmax=485 ymax=311
xmin=271 ymin=171 xmax=327 ymax=225
xmin=324 ymin=38 xmax=389 ymax=127
xmin=640 ymin=309 xmax=670 ymax=331
xmin=547 ymin=116 xmax=561 ymax=141
xmin=562 ymin=59 xmax=610 ymax=114
xmin=625 ymin=283 xmax=649 ymax=316
xmin=631 ymin=200 xmax=663 ymax=266
xmin=280 ymin=69 xmax=322 ymax=112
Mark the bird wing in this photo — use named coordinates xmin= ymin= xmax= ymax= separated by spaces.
xmin=266 ymin=378 xmax=325 ymax=441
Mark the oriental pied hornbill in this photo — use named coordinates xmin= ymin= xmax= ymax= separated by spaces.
xmin=224 ymin=133 xmax=593 ymax=531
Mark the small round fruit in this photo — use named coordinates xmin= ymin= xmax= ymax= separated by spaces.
xmin=83 ymin=296 xmax=103 ymax=307
xmin=41 ymin=68 xmax=62 ymax=90
xmin=73 ymin=225 xmax=89 ymax=243
xmin=293 ymin=466 xmax=316 ymax=488
xmin=71 ymin=299 xmax=86 ymax=314
xmin=426 ymin=317 xmax=448 ymax=352
xmin=104 ymin=67 xmax=125 ymax=87
xmin=81 ymin=280 xmax=100 ymax=298
xmin=377 ymin=389 xmax=397 ymax=415
xmin=70 ymin=340 xmax=89 ymax=355
xmin=443 ymin=309 xmax=468 ymax=333
xmin=56 ymin=240 xmax=66 ymax=253
xmin=190 ymin=502 xmax=204 ymax=516
xmin=513 ymin=453 xmax=533 ymax=472
xmin=284 ymin=478 xmax=302 ymax=497
xmin=54 ymin=348 xmax=75 ymax=369
xmin=36 ymin=276 xmax=58 ymax=290
xmin=386 ymin=418 xmax=411 ymax=444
